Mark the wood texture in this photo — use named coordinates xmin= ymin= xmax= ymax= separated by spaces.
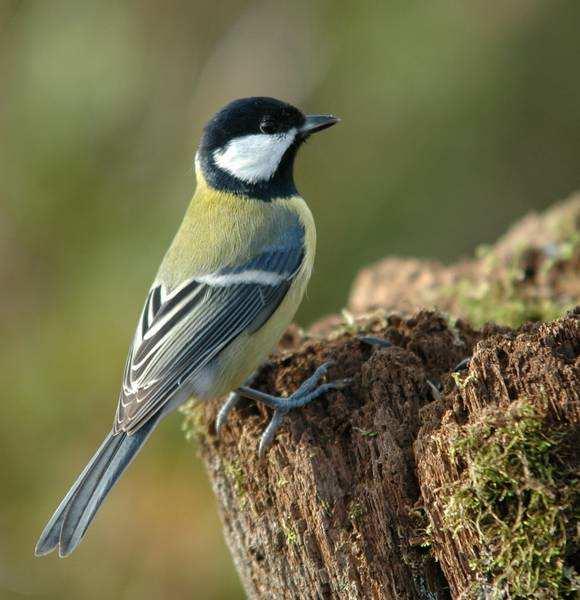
xmin=183 ymin=195 xmax=579 ymax=599
xmin=191 ymin=310 xmax=578 ymax=599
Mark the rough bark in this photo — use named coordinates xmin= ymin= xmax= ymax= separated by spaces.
xmin=182 ymin=196 xmax=579 ymax=599
xmin=414 ymin=313 xmax=579 ymax=598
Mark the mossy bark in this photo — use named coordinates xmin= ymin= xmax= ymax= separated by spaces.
xmin=414 ymin=314 xmax=579 ymax=597
xmin=349 ymin=195 xmax=579 ymax=329
xmin=183 ymin=196 xmax=579 ymax=599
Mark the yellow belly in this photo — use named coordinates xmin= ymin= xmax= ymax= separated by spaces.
xmin=206 ymin=261 xmax=311 ymax=398
xmin=160 ymin=181 xmax=317 ymax=400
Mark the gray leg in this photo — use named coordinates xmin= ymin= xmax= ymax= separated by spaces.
xmin=216 ymin=391 xmax=242 ymax=435
xmin=236 ymin=361 xmax=349 ymax=457
xmin=216 ymin=368 xmax=263 ymax=435
xmin=292 ymin=361 xmax=335 ymax=396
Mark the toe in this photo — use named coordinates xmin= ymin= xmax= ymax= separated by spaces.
xmin=426 ymin=379 xmax=442 ymax=401
xmin=453 ymin=357 xmax=471 ymax=372
xmin=258 ymin=410 xmax=285 ymax=457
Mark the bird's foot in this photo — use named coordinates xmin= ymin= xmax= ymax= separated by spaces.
xmin=225 ymin=361 xmax=349 ymax=457
xmin=215 ymin=366 xmax=265 ymax=435
xmin=215 ymin=391 xmax=243 ymax=435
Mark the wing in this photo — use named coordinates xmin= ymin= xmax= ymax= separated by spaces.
xmin=114 ymin=232 xmax=305 ymax=435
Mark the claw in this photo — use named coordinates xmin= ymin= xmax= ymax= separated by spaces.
xmin=293 ymin=360 xmax=335 ymax=396
xmin=235 ymin=360 xmax=344 ymax=456
xmin=216 ymin=391 xmax=241 ymax=435
xmin=258 ymin=410 xmax=285 ymax=457
xmin=215 ymin=367 xmax=264 ymax=435
xmin=453 ymin=357 xmax=471 ymax=372
xmin=426 ymin=379 xmax=442 ymax=401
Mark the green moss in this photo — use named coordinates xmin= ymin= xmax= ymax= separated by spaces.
xmin=442 ymin=312 xmax=465 ymax=348
xmin=451 ymin=276 xmax=569 ymax=329
xmin=353 ymin=426 xmax=379 ymax=438
xmin=451 ymin=370 xmax=477 ymax=390
xmin=281 ymin=522 xmax=299 ymax=545
xmin=316 ymin=491 xmax=333 ymax=515
xmin=347 ymin=500 xmax=365 ymax=522
xmin=223 ymin=459 xmax=247 ymax=508
xmin=179 ymin=400 xmax=206 ymax=443
xmin=335 ymin=575 xmax=361 ymax=596
xmin=408 ymin=505 xmax=433 ymax=549
xmin=318 ymin=496 xmax=332 ymax=515
xmin=321 ymin=308 xmax=390 ymax=341
xmin=446 ymin=219 xmax=578 ymax=328
xmin=441 ymin=400 xmax=579 ymax=598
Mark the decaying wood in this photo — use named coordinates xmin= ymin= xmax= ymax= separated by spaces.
xmin=349 ymin=195 xmax=579 ymax=323
xmin=195 ymin=312 xmax=476 ymax=599
xmin=184 ymin=196 xmax=579 ymax=599
xmin=414 ymin=313 xmax=579 ymax=597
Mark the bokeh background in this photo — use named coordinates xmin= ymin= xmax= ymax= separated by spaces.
xmin=1 ymin=1 xmax=579 ymax=598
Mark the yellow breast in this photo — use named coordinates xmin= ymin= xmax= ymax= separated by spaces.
xmin=158 ymin=173 xmax=316 ymax=399
xmin=209 ymin=194 xmax=316 ymax=397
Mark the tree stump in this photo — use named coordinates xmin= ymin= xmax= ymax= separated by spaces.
xmin=182 ymin=196 xmax=579 ymax=599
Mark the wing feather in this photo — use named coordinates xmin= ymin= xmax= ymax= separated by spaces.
xmin=114 ymin=231 xmax=304 ymax=434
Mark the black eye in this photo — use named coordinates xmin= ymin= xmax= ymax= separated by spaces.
xmin=260 ymin=119 xmax=278 ymax=134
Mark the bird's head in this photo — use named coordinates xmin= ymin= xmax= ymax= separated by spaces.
xmin=196 ymin=97 xmax=339 ymax=201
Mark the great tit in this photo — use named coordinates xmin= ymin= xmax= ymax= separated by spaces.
xmin=35 ymin=97 xmax=340 ymax=557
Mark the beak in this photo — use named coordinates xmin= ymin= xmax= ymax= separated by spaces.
xmin=299 ymin=114 xmax=340 ymax=136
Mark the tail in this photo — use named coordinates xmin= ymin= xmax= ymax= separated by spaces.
xmin=35 ymin=414 xmax=161 ymax=557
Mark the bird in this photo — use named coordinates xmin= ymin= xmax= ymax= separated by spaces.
xmin=35 ymin=96 xmax=341 ymax=558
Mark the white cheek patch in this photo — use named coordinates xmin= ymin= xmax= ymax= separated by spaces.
xmin=213 ymin=128 xmax=297 ymax=184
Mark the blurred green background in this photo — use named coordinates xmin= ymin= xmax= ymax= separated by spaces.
xmin=1 ymin=1 xmax=579 ymax=598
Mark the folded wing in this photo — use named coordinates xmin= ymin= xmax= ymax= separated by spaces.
xmin=114 ymin=230 xmax=304 ymax=434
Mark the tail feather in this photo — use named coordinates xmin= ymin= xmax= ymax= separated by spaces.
xmin=35 ymin=416 xmax=160 ymax=557
xmin=58 ymin=428 xmax=153 ymax=556
xmin=34 ymin=433 xmax=123 ymax=556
